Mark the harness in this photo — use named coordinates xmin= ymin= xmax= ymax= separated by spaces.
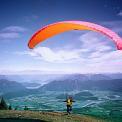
xmin=67 ymin=99 xmax=72 ymax=106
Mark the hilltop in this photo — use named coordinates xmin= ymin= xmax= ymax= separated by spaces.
xmin=0 ymin=110 xmax=106 ymax=122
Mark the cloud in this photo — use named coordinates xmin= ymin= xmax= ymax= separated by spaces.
xmin=2 ymin=26 xmax=27 ymax=32
xmin=87 ymin=50 xmax=122 ymax=73
xmin=118 ymin=11 xmax=122 ymax=16
xmin=78 ymin=31 xmax=122 ymax=73
xmin=0 ymin=26 xmax=27 ymax=40
xmin=92 ymin=50 xmax=122 ymax=63
xmin=25 ymin=47 xmax=83 ymax=63
xmin=0 ymin=32 xmax=20 ymax=39
xmin=79 ymin=32 xmax=113 ymax=52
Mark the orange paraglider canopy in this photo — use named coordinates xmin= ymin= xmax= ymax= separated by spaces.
xmin=28 ymin=21 xmax=122 ymax=50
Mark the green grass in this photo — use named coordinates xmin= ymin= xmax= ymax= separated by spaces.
xmin=0 ymin=110 xmax=106 ymax=122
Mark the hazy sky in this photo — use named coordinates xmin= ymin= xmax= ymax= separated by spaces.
xmin=0 ymin=0 xmax=122 ymax=74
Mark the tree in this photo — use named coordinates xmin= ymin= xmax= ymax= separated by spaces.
xmin=8 ymin=105 xmax=12 ymax=110
xmin=0 ymin=97 xmax=8 ymax=110
xmin=24 ymin=106 xmax=29 ymax=110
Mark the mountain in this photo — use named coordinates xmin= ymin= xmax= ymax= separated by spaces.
xmin=3 ymin=88 xmax=41 ymax=99
xmin=59 ymin=74 xmax=111 ymax=81
xmin=0 ymin=75 xmax=7 ymax=79
xmin=0 ymin=79 xmax=42 ymax=99
xmin=0 ymin=74 xmax=65 ymax=86
xmin=0 ymin=74 xmax=122 ymax=93
xmin=0 ymin=79 xmax=26 ymax=94
xmin=40 ymin=74 xmax=122 ymax=92
xmin=0 ymin=73 xmax=122 ymax=87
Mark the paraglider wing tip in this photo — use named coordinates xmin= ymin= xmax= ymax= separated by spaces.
xmin=28 ymin=43 xmax=33 ymax=49
xmin=117 ymin=45 xmax=122 ymax=50
xmin=117 ymin=40 xmax=122 ymax=50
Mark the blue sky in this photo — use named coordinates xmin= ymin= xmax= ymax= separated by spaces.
xmin=0 ymin=0 xmax=122 ymax=74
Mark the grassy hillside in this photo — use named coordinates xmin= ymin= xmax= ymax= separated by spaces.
xmin=0 ymin=110 xmax=106 ymax=122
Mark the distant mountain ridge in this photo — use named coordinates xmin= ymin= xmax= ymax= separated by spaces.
xmin=0 ymin=79 xmax=40 ymax=99
xmin=1 ymin=73 xmax=122 ymax=84
xmin=0 ymin=73 xmax=122 ymax=94
xmin=0 ymin=75 xmax=7 ymax=79
xmin=0 ymin=79 xmax=26 ymax=94
xmin=40 ymin=74 xmax=122 ymax=92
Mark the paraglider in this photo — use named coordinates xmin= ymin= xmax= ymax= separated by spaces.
xmin=28 ymin=21 xmax=122 ymax=50
xmin=63 ymin=96 xmax=75 ymax=114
